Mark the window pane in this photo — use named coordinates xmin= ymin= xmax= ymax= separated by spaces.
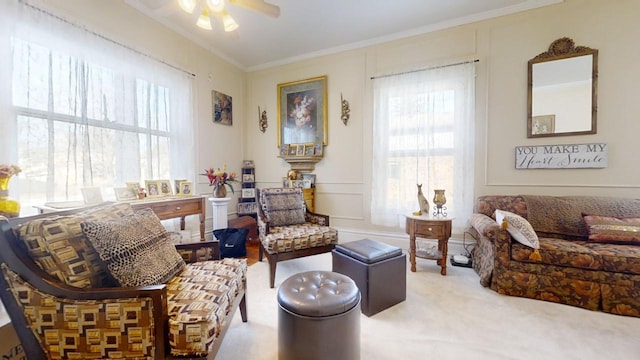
xmin=12 ymin=39 xmax=49 ymax=111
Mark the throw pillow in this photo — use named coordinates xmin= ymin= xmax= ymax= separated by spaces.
xmin=18 ymin=202 xmax=133 ymax=288
xmin=582 ymin=213 xmax=640 ymax=245
xmin=261 ymin=189 xmax=306 ymax=226
xmin=81 ymin=208 xmax=186 ymax=287
xmin=494 ymin=209 xmax=540 ymax=249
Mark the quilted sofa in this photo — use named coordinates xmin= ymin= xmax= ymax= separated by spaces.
xmin=470 ymin=195 xmax=640 ymax=317
xmin=0 ymin=202 xmax=247 ymax=359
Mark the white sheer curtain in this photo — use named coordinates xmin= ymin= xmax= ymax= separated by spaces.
xmin=371 ymin=62 xmax=475 ymax=233
xmin=0 ymin=1 xmax=194 ymax=213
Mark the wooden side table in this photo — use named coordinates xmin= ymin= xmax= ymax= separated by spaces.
xmin=405 ymin=215 xmax=453 ymax=275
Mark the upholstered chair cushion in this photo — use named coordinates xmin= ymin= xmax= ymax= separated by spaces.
xmin=260 ymin=188 xmax=306 ymax=226
xmin=81 ymin=208 xmax=186 ymax=287
xmin=261 ymin=223 xmax=338 ymax=255
xmin=166 ymin=258 xmax=247 ymax=356
xmin=17 ymin=202 xmax=133 ymax=288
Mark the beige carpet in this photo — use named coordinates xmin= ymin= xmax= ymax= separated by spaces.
xmin=216 ymin=252 xmax=639 ymax=360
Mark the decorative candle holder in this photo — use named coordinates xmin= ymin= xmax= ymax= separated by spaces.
xmin=432 ymin=189 xmax=447 ymax=217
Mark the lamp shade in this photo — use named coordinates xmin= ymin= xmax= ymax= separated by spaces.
xmin=196 ymin=8 xmax=213 ymax=30
xmin=207 ymin=0 xmax=225 ymax=13
xmin=178 ymin=0 xmax=197 ymax=13
xmin=223 ymin=13 xmax=239 ymax=32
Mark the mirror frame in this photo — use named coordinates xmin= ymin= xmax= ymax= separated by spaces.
xmin=527 ymin=37 xmax=598 ymax=138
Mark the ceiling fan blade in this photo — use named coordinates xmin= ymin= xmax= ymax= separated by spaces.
xmin=228 ymin=0 xmax=280 ymax=18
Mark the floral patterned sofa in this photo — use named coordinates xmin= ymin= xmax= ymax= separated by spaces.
xmin=0 ymin=202 xmax=247 ymax=359
xmin=469 ymin=195 xmax=640 ymax=317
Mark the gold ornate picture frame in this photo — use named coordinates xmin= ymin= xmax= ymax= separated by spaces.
xmin=277 ymin=76 xmax=327 ymax=147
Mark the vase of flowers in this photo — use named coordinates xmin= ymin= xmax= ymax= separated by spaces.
xmin=0 ymin=164 xmax=22 ymax=218
xmin=202 ymin=166 xmax=238 ymax=198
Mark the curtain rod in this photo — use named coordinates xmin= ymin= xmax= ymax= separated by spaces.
xmin=370 ymin=59 xmax=479 ymax=80
xmin=19 ymin=0 xmax=196 ymax=78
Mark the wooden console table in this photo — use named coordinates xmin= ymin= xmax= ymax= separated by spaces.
xmin=131 ymin=196 xmax=207 ymax=241
xmin=405 ymin=214 xmax=453 ymax=275
xmin=36 ymin=196 xmax=207 ymax=241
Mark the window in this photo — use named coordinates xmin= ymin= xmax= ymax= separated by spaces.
xmin=371 ymin=63 xmax=475 ymax=232
xmin=1 ymin=2 xmax=194 ymax=214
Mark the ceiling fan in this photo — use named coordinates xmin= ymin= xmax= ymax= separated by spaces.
xmin=177 ymin=0 xmax=280 ymax=32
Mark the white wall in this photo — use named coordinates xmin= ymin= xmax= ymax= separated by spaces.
xmin=245 ymin=0 xmax=640 ymax=242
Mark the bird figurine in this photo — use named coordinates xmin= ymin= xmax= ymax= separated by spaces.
xmin=414 ymin=184 xmax=429 ymax=216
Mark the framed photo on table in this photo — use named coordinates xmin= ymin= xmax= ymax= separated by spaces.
xmin=158 ymin=179 xmax=173 ymax=196
xmin=114 ymin=187 xmax=137 ymax=201
xmin=145 ymin=180 xmax=161 ymax=197
xmin=277 ymin=76 xmax=327 ymax=147
xmin=81 ymin=187 xmax=103 ymax=204
xmin=179 ymin=181 xmax=193 ymax=195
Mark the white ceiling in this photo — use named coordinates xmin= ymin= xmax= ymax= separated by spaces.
xmin=125 ymin=0 xmax=562 ymax=71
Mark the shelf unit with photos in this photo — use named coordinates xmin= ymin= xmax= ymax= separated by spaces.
xmin=238 ymin=161 xmax=257 ymax=218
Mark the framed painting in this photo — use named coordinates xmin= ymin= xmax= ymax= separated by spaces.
xmin=212 ymin=90 xmax=233 ymax=126
xmin=277 ymin=76 xmax=327 ymax=147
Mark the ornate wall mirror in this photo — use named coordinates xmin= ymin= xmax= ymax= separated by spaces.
xmin=527 ymin=37 xmax=598 ymax=138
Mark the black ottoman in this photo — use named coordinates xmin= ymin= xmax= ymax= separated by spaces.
xmin=277 ymin=271 xmax=361 ymax=360
xmin=332 ymin=239 xmax=406 ymax=316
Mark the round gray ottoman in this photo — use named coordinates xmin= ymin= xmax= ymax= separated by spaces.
xmin=277 ymin=271 xmax=361 ymax=360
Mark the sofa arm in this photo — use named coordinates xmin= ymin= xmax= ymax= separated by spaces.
xmin=0 ymin=263 xmax=168 ymax=360
xmin=305 ymin=210 xmax=330 ymax=226
xmin=469 ymin=213 xmax=514 ymax=268
xmin=175 ymin=240 xmax=220 ymax=262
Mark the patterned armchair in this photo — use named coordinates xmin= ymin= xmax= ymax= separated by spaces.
xmin=0 ymin=202 xmax=247 ymax=359
xmin=257 ymin=188 xmax=338 ymax=288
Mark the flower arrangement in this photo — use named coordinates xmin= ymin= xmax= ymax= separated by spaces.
xmin=0 ymin=164 xmax=21 ymax=179
xmin=202 ymin=166 xmax=238 ymax=194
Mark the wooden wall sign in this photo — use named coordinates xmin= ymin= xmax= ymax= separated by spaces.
xmin=515 ymin=143 xmax=607 ymax=169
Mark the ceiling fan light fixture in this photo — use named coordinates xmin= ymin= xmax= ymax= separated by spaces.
xmin=206 ymin=0 xmax=225 ymax=13
xmin=222 ymin=13 xmax=239 ymax=32
xmin=196 ymin=8 xmax=213 ymax=30
xmin=178 ymin=0 xmax=197 ymax=14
